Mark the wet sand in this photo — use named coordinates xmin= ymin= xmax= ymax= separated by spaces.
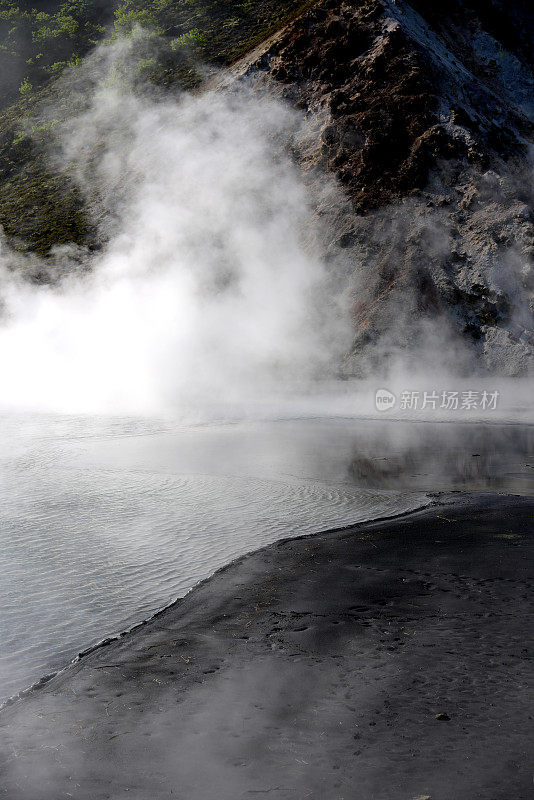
xmin=0 ymin=493 xmax=533 ymax=799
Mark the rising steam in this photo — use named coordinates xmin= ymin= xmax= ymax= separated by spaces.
xmin=0 ymin=37 xmax=351 ymax=415
xmin=0 ymin=34 xmax=532 ymax=420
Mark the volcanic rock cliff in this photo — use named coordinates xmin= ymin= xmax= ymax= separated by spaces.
xmin=235 ymin=0 xmax=534 ymax=375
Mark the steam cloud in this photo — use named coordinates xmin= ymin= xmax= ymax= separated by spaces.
xmin=0 ymin=35 xmax=532 ymax=420
xmin=0 ymin=37 xmax=351 ymax=416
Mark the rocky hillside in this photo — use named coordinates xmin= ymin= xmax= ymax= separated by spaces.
xmin=233 ymin=0 xmax=534 ymax=375
xmin=1 ymin=0 xmax=533 ymax=374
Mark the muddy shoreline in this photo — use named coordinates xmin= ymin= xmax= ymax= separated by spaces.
xmin=1 ymin=492 xmax=533 ymax=799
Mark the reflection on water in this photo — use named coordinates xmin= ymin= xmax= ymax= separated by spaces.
xmin=0 ymin=414 xmax=532 ymax=705
xmin=349 ymin=422 xmax=534 ymax=494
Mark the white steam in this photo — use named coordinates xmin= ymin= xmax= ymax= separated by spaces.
xmin=0 ymin=41 xmax=351 ymax=415
xmin=0 ymin=37 xmax=532 ymax=421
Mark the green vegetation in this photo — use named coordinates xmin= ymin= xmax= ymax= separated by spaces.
xmin=0 ymin=1 xmax=111 ymax=107
xmin=170 ymin=28 xmax=204 ymax=53
xmin=0 ymin=0 xmax=316 ymax=256
xmin=18 ymin=76 xmax=32 ymax=95
xmin=0 ymin=90 xmax=96 ymax=255
xmin=112 ymin=0 xmax=311 ymax=67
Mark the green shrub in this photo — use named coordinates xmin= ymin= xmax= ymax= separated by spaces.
xmin=114 ymin=4 xmax=163 ymax=35
xmin=170 ymin=28 xmax=204 ymax=52
xmin=18 ymin=77 xmax=32 ymax=95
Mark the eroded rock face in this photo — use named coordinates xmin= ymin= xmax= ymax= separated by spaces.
xmin=248 ymin=0 xmax=442 ymax=211
xmin=238 ymin=0 xmax=534 ymax=375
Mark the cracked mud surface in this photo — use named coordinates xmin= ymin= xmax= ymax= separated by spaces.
xmin=0 ymin=494 xmax=533 ymax=799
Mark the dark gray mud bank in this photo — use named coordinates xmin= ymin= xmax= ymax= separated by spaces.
xmin=1 ymin=494 xmax=533 ymax=800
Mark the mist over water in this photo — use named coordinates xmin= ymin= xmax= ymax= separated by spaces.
xmin=1 ymin=413 xmax=532 ymax=705
xmin=0 ymin=414 xmax=436 ymax=704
